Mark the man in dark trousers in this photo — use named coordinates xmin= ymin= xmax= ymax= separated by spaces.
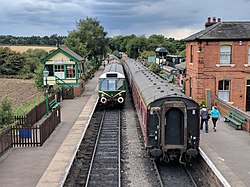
xmin=200 ymin=105 xmax=209 ymax=133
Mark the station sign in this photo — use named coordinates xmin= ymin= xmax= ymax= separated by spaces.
xmin=52 ymin=60 xmax=71 ymax=64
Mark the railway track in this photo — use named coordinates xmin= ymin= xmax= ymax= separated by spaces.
xmin=156 ymin=161 xmax=198 ymax=187
xmin=85 ymin=109 xmax=121 ymax=187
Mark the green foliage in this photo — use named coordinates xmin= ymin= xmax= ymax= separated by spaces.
xmin=63 ymin=17 xmax=108 ymax=59
xmin=148 ymin=63 xmax=161 ymax=74
xmin=0 ymin=97 xmax=13 ymax=128
xmin=140 ymin=50 xmax=155 ymax=58
xmin=125 ymin=35 xmax=148 ymax=58
xmin=199 ymin=99 xmax=207 ymax=108
xmin=22 ymin=49 xmax=48 ymax=75
xmin=178 ymin=49 xmax=186 ymax=57
xmin=34 ymin=64 xmax=44 ymax=90
xmin=52 ymin=84 xmax=61 ymax=92
xmin=0 ymin=47 xmax=25 ymax=75
xmin=0 ymin=35 xmax=66 ymax=46
xmin=108 ymin=34 xmax=185 ymax=59
xmin=13 ymin=95 xmax=45 ymax=116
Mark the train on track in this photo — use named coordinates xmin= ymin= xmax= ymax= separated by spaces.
xmin=98 ymin=63 xmax=126 ymax=107
xmin=122 ymin=58 xmax=200 ymax=163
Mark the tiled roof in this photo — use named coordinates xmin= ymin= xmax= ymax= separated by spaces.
xmin=183 ymin=22 xmax=250 ymax=41
xmin=60 ymin=46 xmax=84 ymax=61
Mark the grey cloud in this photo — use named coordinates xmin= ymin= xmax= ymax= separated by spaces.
xmin=0 ymin=0 xmax=250 ymax=38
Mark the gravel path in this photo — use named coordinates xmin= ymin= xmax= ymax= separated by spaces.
xmin=121 ymin=93 xmax=160 ymax=187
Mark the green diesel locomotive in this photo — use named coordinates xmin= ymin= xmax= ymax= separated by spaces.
xmin=98 ymin=63 xmax=126 ymax=107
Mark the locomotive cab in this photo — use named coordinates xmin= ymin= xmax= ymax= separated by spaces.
xmin=98 ymin=63 xmax=126 ymax=106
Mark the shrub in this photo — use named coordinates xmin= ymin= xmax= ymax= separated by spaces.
xmin=0 ymin=97 xmax=13 ymax=128
xmin=199 ymin=99 xmax=207 ymax=108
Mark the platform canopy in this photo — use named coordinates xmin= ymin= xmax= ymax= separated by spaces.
xmin=155 ymin=47 xmax=168 ymax=53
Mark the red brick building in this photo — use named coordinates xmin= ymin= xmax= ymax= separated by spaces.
xmin=183 ymin=18 xmax=250 ymax=111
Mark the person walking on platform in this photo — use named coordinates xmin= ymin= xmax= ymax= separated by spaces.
xmin=200 ymin=105 xmax=209 ymax=133
xmin=210 ymin=106 xmax=220 ymax=132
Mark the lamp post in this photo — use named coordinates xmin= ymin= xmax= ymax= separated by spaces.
xmin=43 ymin=68 xmax=49 ymax=116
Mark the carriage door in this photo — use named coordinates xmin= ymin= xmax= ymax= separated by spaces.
xmin=162 ymin=101 xmax=187 ymax=149
xmin=246 ymin=80 xmax=250 ymax=111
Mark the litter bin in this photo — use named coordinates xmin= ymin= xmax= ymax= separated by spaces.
xmin=19 ymin=128 xmax=31 ymax=139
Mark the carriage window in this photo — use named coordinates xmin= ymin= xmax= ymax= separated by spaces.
xmin=100 ymin=79 xmax=124 ymax=90
xmin=117 ymin=79 xmax=124 ymax=90
xmin=108 ymin=79 xmax=116 ymax=90
xmin=100 ymin=79 xmax=108 ymax=90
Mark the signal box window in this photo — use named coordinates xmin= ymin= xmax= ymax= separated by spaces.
xmin=218 ymin=80 xmax=230 ymax=101
xmin=54 ymin=65 xmax=64 ymax=79
xmin=66 ymin=65 xmax=76 ymax=78
xmin=220 ymin=45 xmax=231 ymax=64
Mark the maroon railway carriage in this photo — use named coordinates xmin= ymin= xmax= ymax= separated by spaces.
xmin=122 ymin=58 xmax=200 ymax=163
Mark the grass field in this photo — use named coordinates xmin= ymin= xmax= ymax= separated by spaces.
xmin=2 ymin=45 xmax=56 ymax=53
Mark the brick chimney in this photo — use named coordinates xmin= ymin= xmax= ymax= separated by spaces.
xmin=205 ymin=17 xmax=212 ymax=28
xmin=205 ymin=17 xmax=220 ymax=28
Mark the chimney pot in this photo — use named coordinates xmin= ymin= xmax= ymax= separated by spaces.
xmin=208 ymin=17 xmax=211 ymax=23
xmin=213 ymin=17 xmax=216 ymax=23
xmin=218 ymin=18 xmax=221 ymax=22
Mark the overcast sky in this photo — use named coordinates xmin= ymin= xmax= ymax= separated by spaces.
xmin=1 ymin=0 xmax=250 ymax=39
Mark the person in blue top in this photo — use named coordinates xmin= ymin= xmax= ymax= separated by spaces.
xmin=209 ymin=106 xmax=220 ymax=132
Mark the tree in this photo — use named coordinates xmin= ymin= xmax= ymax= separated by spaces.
xmin=148 ymin=63 xmax=161 ymax=74
xmin=64 ymin=17 xmax=108 ymax=59
xmin=107 ymin=34 xmax=186 ymax=59
xmin=0 ymin=47 xmax=25 ymax=75
xmin=34 ymin=64 xmax=44 ymax=90
xmin=140 ymin=50 xmax=155 ymax=58
xmin=22 ymin=49 xmax=48 ymax=75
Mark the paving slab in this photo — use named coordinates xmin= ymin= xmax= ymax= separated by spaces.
xmin=0 ymin=67 xmax=103 ymax=187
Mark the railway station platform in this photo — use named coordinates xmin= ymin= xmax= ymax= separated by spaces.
xmin=1 ymin=65 xmax=250 ymax=187
xmin=200 ymin=118 xmax=250 ymax=187
xmin=0 ymin=67 xmax=103 ymax=187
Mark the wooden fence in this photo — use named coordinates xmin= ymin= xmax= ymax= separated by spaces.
xmin=0 ymin=96 xmax=61 ymax=154
xmin=13 ymin=94 xmax=55 ymax=126
xmin=40 ymin=107 xmax=61 ymax=146
xmin=0 ymin=127 xmax=12 ymax=155
xmin=12 ymin=125 xmax=40 ymax=147
xmin=11 ymin=107 xmax=61 ymax=147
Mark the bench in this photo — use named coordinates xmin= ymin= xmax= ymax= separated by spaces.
xmin=224 ymin=109 xmax=246 ymax=130
xmin=49 ymin=99 xmax=60 ymax=110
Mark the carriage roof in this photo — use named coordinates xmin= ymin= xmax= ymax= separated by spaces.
xmin=123 ymin=58 xmax=194 ymax=106
xmin=99 ymin=63 xmax=125 ymax=79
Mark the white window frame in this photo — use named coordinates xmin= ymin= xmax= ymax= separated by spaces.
xmin=54 ymin=65 xmax=65 ymax=79
xmin=248 ymin=46 xmax=250 ymax=64
xmin=218 ymin=80 xmax=230 ymax=102
xmin=66 ymin=65 xmax=76 ymax=79
xmin=220 ymin=45 xmax=231 ymax=64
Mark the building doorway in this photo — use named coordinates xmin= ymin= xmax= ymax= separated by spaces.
xmin=246 ymin=80 xmax=250 ymax=111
